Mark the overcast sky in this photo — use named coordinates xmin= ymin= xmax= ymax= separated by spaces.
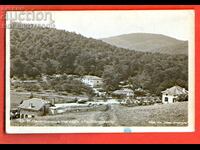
xmin=8 ymin=10 xmax=194 ymax=41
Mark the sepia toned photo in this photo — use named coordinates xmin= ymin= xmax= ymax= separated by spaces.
xmin=6 ymin=10 xmax=195 ymax=133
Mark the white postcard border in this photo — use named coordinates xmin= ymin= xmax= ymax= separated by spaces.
xmin=5 ymin=10 xmax=195 ymax=134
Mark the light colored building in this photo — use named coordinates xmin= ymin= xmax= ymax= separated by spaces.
xmin=112 ymin=88 xmax=134 ymax=98
xmin=81 ymin=75 xmax=103 ymax=87
xmin=161 ymin=86 xmax=188 ymax=104
xmin=18 ymin=98 xmax=52 ymax=119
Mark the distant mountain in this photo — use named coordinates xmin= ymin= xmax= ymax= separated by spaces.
xmin=101 ymin=33 xmax=188 ymax=55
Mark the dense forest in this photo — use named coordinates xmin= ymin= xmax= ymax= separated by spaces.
xmin=10 ymin=23 xmax=188 ymax=95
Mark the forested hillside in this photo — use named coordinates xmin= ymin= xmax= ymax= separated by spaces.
xmin=10 ymin=23 xmax=188 ymax=95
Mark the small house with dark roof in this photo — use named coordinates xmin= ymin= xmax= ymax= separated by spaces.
xmin=161 ymin=86 xmax=188 ymax=104
xmin=18 ymin=98 xmax=52 ymax=119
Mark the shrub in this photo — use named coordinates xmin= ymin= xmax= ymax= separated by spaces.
xmin=23 ymin=84 xmax=41 ymax=92
xmin=134 ymin=91 xmax=147 ymax=97
xmin=177 ymin=94 xmax=188 ymax=102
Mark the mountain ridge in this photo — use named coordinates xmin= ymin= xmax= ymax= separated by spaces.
xmin=101 ymin=33 xmax=188 ymax=55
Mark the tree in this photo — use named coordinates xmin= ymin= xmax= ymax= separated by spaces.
xmin=102 ymin=65 xmax=120 ymax=92
xmin=45 ymin=59 xmax=59 ymax=75
xmin=11 ymin=55 xmax=25 ymax=78
xmin=58 ymin=51 xmax=77 ymax=74
xmin=24 ymin=64 xmax=40 ymax=79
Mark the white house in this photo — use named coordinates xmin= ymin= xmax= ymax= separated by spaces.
xmin=81 ymin=75 xmax=103 ymax=88
xmin=161 ymin=86 xmax=188 ymax=104
xmin=112 ymin=88 xmax=134 ymax=98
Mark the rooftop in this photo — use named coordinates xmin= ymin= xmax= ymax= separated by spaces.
xmin=18 ymin=98 xmax=50 ymax=111
xmin=161 ymin=86 xmax=188 ymax=95
xmin=113 ymin=88 xmax=134 ymax=95
xmin=82 ymin=75 xmax=102 ymax=80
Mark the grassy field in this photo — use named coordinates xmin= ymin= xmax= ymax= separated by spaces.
xmin=112 ymin=102 xmax=188 ymax=126
xmin=11 ymin=102 xmax=188 ymax=127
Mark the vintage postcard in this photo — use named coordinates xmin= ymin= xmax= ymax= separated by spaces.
xmin=5 ymin=10 xmax=195 ymax=133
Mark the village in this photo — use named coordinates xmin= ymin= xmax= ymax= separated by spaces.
xmin=10 ymin=74 xmax=188 ymax=126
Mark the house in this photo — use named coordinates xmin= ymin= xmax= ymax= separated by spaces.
xmin=112 ymin=88 xmax=134 ymax=99
xmin=161 ymin=86 xmax=188 ymax=104
xmin=18 ymin=98 xmax=52 ymax=119
xmin=81 ymin=75 xmax=103 ymax=88
xmin=93 ymin=87 xmax=106 ymax=97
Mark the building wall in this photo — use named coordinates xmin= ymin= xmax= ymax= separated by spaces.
xmin=82 ymin=78 xmax=103 ymax=87
xmin=162 ymin=94 xmax=177 ymax=104
xmin=19 ymin=109 xmax=43 ymax=119
xmin=19 ymin=104 xmax=52 ymax=119
xmin=126 ymin=92 xmax=134 ymax=97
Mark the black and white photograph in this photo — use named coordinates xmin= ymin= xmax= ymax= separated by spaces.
xmin=6 ymin=10 xmax=195 ymax=133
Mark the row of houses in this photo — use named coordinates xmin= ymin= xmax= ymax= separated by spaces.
xmin=81 ymin=76 xmax=189 ymax=103
xmin=12 ymin=74 xmax=188 ymax=119
xmin=11 ymin=75 xmax=189 ymax=103
xmin=14 ymin=86 xmax=188 ymax=119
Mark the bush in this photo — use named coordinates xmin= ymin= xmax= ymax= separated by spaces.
xmin=177 ymin=94 xmax=188 ymax=102
xmin=23 ymin=84 xmax=41 ymax=92
xmin=40 ymin=82 xmax=50 ymax=90
xmin=15 ymin=89 xmax=24 ymax=92
xmin=134 ymin=91 xmax=147 ymax=97
xmin=48 ymin=77 xmax=95 ymax=96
